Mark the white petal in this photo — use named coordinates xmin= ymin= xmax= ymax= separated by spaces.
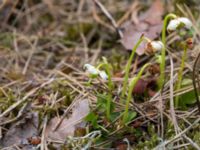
xmin=150 ymin=41 xmax=164 ymax=51
xmin=178 ymin=17 xmax=192 ymax=29
xmin=99 ymin=71 xmax=108 ymax=80
xmin=84 ymin=64 xmax=99 ymax=75
xmin=167 ymin=19 xmax=180 ymax=31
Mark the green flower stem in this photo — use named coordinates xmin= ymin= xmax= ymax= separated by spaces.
xmin=122 ymin=63 xmax=150 ymax=124
xmin=97 ymin=62 xmax=113 ymax=120
xmin=159 ymin=13 xmax=177 ymax=89
xmin=120 ymin=36 xmax=144 ymax=102
xmin=175 ymin=45 xmax=188 ymax=107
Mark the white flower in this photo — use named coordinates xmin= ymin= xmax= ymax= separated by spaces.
xmin=84 ymin=64 xmax=99 ymax=75
xmin=98 ymin=70 xmax=108 ymax=80
xmin=178 ymin=17 xmax=192 ymax=29
xmin=84 ymin=64 xmax=108 ymax=80
xmin=146 ymin=41 xmax=164 ymax=54
xmin=167 ymin=17 xmax=192 ymax=32
xmin=167 ymin=19 xmax=181 ymax=31
xmin=150 ymin=41 xmax=164 ymax=51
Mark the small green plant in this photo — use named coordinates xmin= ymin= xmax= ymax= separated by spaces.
xmin=120 ymin=35 xmax=144 ymax=101
xmin=159 ymin=13 xmax=193 ymax=88
xmin=84 ymin=58 xmax=113 ymax=121
xmin=175 ymin=43 xmax=188 ymax=107
xmin=96 ymin=58 xmax=113 ymax=121
xmin=122 ymin=63 xmax=151 ymax=124
xmin=159 ymin=13 xmax=177 ymax=88
xmin=120 ymin=36 xmax=163 ymax=103
xmin=159 ymin=14 xmax=193 ymax=107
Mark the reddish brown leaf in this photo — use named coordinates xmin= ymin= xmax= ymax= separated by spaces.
xmin=120 ymin=0 xmax=164 ymax=55
xmin=132 ymin=79 xmax=148 ymax=95
xmin=116 ymin=144 xmax=128 ymax=150
xmin=27 ymin=136 xmax=41 ymax=145
xmin=133 ymin=78 xmax=158 ymax=96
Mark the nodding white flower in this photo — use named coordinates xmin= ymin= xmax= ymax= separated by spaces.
xmin=98 ymin=70 xmax=108 ymax=80
xmin=167 ymin=17 xmax=192 ymax=32
xmin=178 ymin=17 xmax=192 ymax=29
xmin=146 ymin=41 xmax=164 ymax=54
xmin=84 ymin=64 xmax=108 ymax=80
xmin=167 ymin=19 xmax=181 ymax=31
xmin=84 ymin=64 xmax=99 ymax=75
xmin=150 ymin=41 xmax=164 ymax=51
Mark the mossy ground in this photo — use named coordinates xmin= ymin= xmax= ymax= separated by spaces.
xmin=0 ymin=0 xmax=200 ymax=149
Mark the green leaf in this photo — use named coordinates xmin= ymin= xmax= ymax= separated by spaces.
xmin=179 ymin=90 xmax=196 ymax=109
xmin=178 ymin=78 xmax=196 ymax=109
xmin=181 ymin=78 xmax=192 ymax=86
xmin=110 ymin=112 xmax=120 ymax=122
xmin=124 ymin=111 xmax=137 ymax=124
xmin=85 ymin=112 xmax=99 ymax=128
xmin=97 ymin=93 xmax=115 ymax=113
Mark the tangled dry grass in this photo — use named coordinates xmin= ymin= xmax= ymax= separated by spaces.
xmin=0 ymin=0 xmax=200 ymax=149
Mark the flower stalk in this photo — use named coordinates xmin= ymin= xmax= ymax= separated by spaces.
xmin=120 ymin=36 xmax=144 ymax=102
xmin=122 ymin=63 xmax=150 ymax=124
xmin=175 ymin=44 xmax=188 ymax=107
xmin=97 ymin=61 xmax=113 ymax=120
xmin=159 ymin=13 xmax=177 ymax=89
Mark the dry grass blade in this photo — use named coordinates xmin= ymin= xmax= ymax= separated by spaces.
xmin=193 ymin=52 xmax=200 ymax=114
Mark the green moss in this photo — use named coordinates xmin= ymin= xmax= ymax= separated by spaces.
xmin=0 ymin=32 xmax=13 ymax=48
xmin=65 ymin=23 xmax=93 ymax=41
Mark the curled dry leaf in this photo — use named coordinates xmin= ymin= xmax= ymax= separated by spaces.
xmin=132 ymin=79 xmax=148 ymax=95
xmin=0 ymin=112 xmax=39 ymax=148
xmin=133 ymin=78 xmax=157 ymax=96
xmin=120 ymin=0 xmax=164 ymax=55
xmin=45 ymin=99 xmax=90 ymax=141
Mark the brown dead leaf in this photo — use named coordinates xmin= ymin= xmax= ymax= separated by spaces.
xmin=132 ymin=79 xmax=148 ymax=95
xmin=45 ymin=99 xmax=90 ymax=141
xmin=133 ymin=78 xmax=158 ymax=96
xmin=120 ymin=0 xmax=164 ymax=55
xmin=0 ymin=112 xmax=39 ymax=148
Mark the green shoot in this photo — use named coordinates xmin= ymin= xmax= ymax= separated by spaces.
xmin=159 ymin=13 xmax=177 ymax=88
xmin=120 ymin=36 xmax=144 ymax=102
xmin=122 ymin=63 xmax=150 ymax=124
xmin=175 ymin=44 xmax=188 ymax=107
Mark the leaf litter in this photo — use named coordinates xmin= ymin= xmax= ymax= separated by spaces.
xmin=120 ymin=0 xmax=164 ymax=55
xmin=45 ymin=99 xmax=90 ymax=142
xmin=0 ymin=109 xmax=39 ymax=149
xmin=0 ymin=0 xmax=200 ymax=149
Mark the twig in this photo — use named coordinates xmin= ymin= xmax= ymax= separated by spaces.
xmin=41 ymin=116 xmax=48 ymax=150
xmin=92 ymin=0 xmax=123 ymax=38
xmin=0 ymin=78 xmax=54 ymax=118
xmin=169 ymin=55 xmax=180 ymax=134
xmin=0 ymin=102 xmax=29 ymax=125
xmin=22 ymin=38 xmax=38 ymax=75
xmin=183 ymin=135 xmax=200 ymax=150
xmin=154 ymin=117 xmax=200 ymax=149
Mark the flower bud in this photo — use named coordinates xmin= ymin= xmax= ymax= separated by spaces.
xmin=186 ymin=38 xmax=193 ymax=49
xmin=99 ymin=70 xmax=108 ymax=80
xmin=84 ymin=64 xmax=99 ymax=75
xmin=146 ymin=41 xmax=164 ymax=55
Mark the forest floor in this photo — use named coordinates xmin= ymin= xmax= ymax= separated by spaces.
xmin=0 ymin=0 xmax=200 ymax=149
